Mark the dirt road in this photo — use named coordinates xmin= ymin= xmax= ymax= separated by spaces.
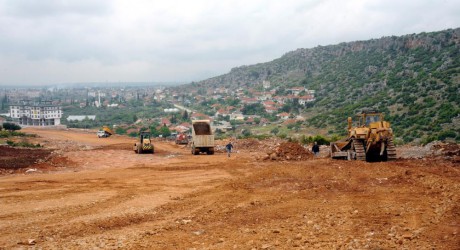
xmin=0 ymin=128 xmax=458 ymax=249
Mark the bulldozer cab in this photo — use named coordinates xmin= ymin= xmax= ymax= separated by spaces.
xmin=356 ymin=111 xmax=383 ymax=127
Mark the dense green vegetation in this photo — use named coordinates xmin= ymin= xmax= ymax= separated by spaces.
xmin=62 ymin=100 xmax=172 ymax=129
xmin=191 ymin=28 xmax=460 ymax=144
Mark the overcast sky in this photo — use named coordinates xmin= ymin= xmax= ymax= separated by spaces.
xmin=0 ymin=0 xmax=459 ymax=86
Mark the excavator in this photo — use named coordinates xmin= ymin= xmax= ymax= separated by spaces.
xmin=330 ymin=110 xmax=396 ymax=161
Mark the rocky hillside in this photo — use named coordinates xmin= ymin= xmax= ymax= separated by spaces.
xmin=190 ymin=28 xmax=460 ymax=143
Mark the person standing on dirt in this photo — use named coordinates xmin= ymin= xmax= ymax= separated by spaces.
xmin=312 ymin=141 xmax=320 ymax=157
xmin=226 ymin=141 xmax=233 ymax=157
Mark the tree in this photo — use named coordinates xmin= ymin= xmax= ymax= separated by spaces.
xmin=182 ymin=110 xmax=189 ymax=121
xmin=242 ymin=129 xmax=252 ymax=138
xmin=170 ymin=114 xmax=177 ymax=124
xmin=160 ymin=125 xmax=171 ymax=137
xmin=3 ymin=122 xmax=21 ymax=131
xmin=242 ymin=103 xmax=266 ymax=115
xmin=150 ymin=126 xmax=160 ymax=137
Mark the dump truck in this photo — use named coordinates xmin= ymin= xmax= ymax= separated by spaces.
xmin=133 ymin=131 xmax=154 ymax=154
xmin=191 ymin=120 xmax=214 ymax=155
xmin=330 ymin=110 xmax=396 ymax=161
xmin=175 ymin=133 xmax=189 ymax=145
xmin=97 ymin=126 xmax=113 ymax=138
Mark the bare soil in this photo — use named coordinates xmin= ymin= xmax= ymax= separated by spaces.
xmin=0 ymin=128 xmax=458 ymax=249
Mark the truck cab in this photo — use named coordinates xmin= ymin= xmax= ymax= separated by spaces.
xmin=97 ymin=130 xmax=108 ymax=138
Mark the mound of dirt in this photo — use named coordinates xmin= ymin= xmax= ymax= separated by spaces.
xmin=430 ymin=142 xmax=460 ymax=163
xmin=233 ymin=138 xmax=262 ymax=151
xmin=263 ymin=142 xmax=313 ymax=161
xmin=431 ymin=142 xmax=460 ymax=155
xmin=0 ymin=145 xmax=53 ymax=174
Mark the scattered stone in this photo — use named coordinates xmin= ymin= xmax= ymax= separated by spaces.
xmin=181 ymin=219 xmax=192 ymax=225
xmin=192 ymin=230 xmax=205 ymax=236
xmin=402 ymin=233 xmax=413 ymax=240
xmin=25 ymin=168 xmax=37 ymax=173
xmin=18 ymin=239 xmax=36 ymax=245
xmin=261 ymin=244 xmax=272 ymax=249
xmin=295 ymin=233 xmax=303 ymax=240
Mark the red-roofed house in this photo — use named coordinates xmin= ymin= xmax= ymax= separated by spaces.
xmin=283 ymin=119 xmax=297 ymax=125
xmin=191 ymin=112 xmax=210 ymax=120
xmin=161 ymin=118 xmax=171 ymax=126
xmin=240 ymin=97 xmax=259 ymax=104
xmin=277 ymin=112 xmax=290 ymax=120
xmin=298 ymin=95 xmax=316 ymax=105
xmin=216 ymin=108 xmax=230 ymax=117
xmin=286 ymin=87 xmax=305 ymax=96
xmin=265 ymin=106 xmax=278 ymax=114
xmin=263 ymin=100 xmax=276 ymax=107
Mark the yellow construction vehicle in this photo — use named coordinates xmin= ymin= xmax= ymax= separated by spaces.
xmin=330 ymin=110 xmax=396 ymax=161
xmin=97 ymin=126 xmax=114 ymax=138
xmin=133 ymin=131 xmax=154 ymax=154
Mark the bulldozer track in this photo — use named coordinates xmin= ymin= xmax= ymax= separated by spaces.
xmin=353 ymin=139 xmax=366 ymax=161
xmin=386 ymin=138 xmax=397 ymax=160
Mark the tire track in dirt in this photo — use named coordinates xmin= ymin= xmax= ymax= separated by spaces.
xmin=1 ymin=128 xmax=459 ymax=249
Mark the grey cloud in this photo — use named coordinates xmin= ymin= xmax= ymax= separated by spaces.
xmin=0 ymin=0 xmax=459 ymax=85
xmin=0 ymin=0 xmax=112 ymax=18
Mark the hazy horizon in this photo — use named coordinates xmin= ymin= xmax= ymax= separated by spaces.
xmin=0 ymin=0 xmax=459 ymax=86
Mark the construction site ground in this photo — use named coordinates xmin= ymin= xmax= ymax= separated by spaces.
xmin=0 ymin=128 xmax=459 ymax=249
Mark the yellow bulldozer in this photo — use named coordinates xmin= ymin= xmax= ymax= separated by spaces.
xmin=330 ymin=110 xmax=396 ymax=161
xmin=133 ymin=132 xmax=154 ymax=154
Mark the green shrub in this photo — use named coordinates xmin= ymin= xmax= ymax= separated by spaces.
xmin=278 ymin=133 xmax=287 ymax=139
xmin=3 ymin=122 xmax=21 ymax=131
xmin=5 ymin=139 xmax=42 ymax=148
xmin=438 ymin=130 xmax=457 ymax=141
xmin=0 ymin=130 xmax=9 ymax=138
xmin=115 ymin=127 xmax=127 ymax=135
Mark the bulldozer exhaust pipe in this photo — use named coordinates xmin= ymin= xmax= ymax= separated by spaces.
xmin=347 ymin=117 xmax=352 ymax=130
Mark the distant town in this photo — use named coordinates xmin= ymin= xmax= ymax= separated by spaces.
xmin=1 ymin=81 xmax=316 ymax=139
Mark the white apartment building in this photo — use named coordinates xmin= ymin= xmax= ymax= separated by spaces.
xmin=9 ymin=101 xmax=62 ymax=126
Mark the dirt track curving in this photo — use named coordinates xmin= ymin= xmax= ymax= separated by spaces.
xmin=0 ymin=128 xmax=458 ymax=249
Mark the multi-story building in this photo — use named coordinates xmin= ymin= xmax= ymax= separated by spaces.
xmin=9 ymin=100 xmax=62 ymax=126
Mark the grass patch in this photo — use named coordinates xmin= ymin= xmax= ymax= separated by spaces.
xmin=6 ymin=140 xmax=42 ymax=148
